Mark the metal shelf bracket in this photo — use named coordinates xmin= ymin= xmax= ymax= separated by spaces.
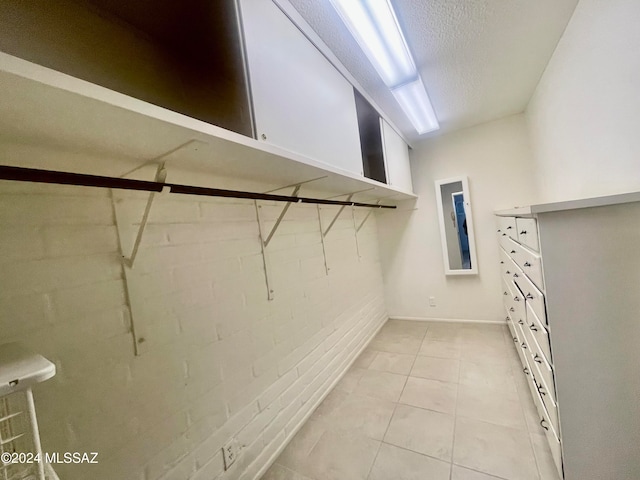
xmin=262 ymin=184 xmax=301 ymax=248
xmin=316 ymin=204 xmax=330 ymax=275
xmin=351 ymin=205 xmax=361 ymax=261
xmin=122 ymin=162 xmax=167 ymax=268
xmin=322 ymin=192 xmax=356 ymax=237
xmin=356 ymin=200 xmax=381 ymax=232
xmin=254 ymin=176 xmax=326 ymax=299
xmin=323 ymin=196 xmax=350 ymax=237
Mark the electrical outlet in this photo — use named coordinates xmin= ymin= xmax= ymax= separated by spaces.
xmin=429 ymin=296 xmax=436 ymax=307
xmin=222 ymin=440 xmax=237 ymax=470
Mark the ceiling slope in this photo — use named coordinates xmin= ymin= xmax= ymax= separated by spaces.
xmin=288 ymin=0 xmax=579 ymax=140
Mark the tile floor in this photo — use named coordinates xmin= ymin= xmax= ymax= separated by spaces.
xmin=261 ymin=320 xmax=562 ymax=480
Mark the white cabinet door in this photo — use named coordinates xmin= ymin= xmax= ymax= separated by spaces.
xmin=239 ymin=0 xmax=363 ymax=175
xmin=380 ymin=119 xmax=412 ymax=192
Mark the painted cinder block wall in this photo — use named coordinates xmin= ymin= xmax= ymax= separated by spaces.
xmin=0 ymin=172 xmax=387 ymax=480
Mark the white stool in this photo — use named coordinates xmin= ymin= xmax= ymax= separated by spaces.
xmin=0 ymin=343 xmax=55 ymax=480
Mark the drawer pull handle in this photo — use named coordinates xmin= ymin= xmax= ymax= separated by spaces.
xmin=506 ymin=270 xmax=511 ymax=274
xmin=521 ymin=342 xmax=527 ymax=349
xmin=526 ymin=293 xmax=534 ymax=299
xmin=514 ymin=296 xmax=520 ymax=302
xmin=523 ymin=367 xmax=529 ymax=375
xmin=503 ymin=291 xmax=508 ymax=296
xmin=513 ymin=273 xmax=519 ymax=278
xmin=518 ymin=319 xmax=524 ymax=325
xmin=497 ymin=229 xmax=501 ymax=233
xmin=529 ymin=323 xmax=538 ymax=332
xmin=513 ymin=337 xmax=518 ymax=343
xmin=540 ymin=419 xmax=549 ymax=431
xmin=502 ymin=233 xmax=507 ymax=237
xmin=537 ymin=384 xmax=547 ymax=396
xmin=524 ymin=262 xmax=532 ymax=267
xmin=520 ymin=230 xmax=527 ymax=235
xmin=500 ymin=261 xmax=504 ymax=264
xmin=509 ymin=307 xmax=515 ymax=312
xmin=533 ymin=354 xmax=543 ymax=364
xmin=507 ymin=226 xmax=512 ymax=229
xmin=510 ymin=250 xmax=516 ymax=254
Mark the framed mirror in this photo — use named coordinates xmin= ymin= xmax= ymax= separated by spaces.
xmin=435 ymin=176 xmax=478 ymax=275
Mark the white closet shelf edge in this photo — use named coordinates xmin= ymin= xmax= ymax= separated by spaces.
xmin=0 ymin=52 xmax=416 ymax=202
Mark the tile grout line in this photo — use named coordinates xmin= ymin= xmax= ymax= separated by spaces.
xmin=451 ymin=464 xmax=511 ymax=480
xmin=385 ymin=323 xmax=461 ymax=479
xmin=364 ymin=322 xmax=428 ymax=479
xmin=449 ymin=326 xmax=463 ymax=480
xmin=269 ymin=321 xmax=542 ymax=480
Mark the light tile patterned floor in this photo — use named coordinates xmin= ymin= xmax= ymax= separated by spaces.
xmin=261 ymin=320 xmax=561 ymax=480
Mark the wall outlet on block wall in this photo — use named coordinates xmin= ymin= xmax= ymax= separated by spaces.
xmin=222 ymin=440 xmax=238 ymax=470
xmin=429 ymin=297 xmax=436 ymax=307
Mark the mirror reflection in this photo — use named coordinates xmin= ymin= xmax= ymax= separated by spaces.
xmin=435 ymin=177 xmax=478 ymax=275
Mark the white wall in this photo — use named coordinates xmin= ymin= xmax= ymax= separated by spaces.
xmin=0 ymin=171 xmax=387 ymax=480
xmin=377 ymin=114 xmax=537 ymax=322
xmin=526 ymin=0 xmax=640 ymax=201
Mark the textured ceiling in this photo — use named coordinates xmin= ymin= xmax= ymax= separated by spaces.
xmin=287 ymin=0 xmax=579 ymax=141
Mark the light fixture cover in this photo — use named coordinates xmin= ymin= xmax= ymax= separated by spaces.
xmin=392 ymin=78 xmax=440 ymax=134
xmin=329 ymin=0 xmax=440 ymax=134
xmin=329 ymin=0 xmax=415 ymax=87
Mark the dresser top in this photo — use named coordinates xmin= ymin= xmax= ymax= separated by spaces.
xmin=495 ymin=191 xmax=640 ymax=216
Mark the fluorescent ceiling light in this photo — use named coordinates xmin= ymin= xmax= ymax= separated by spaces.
xmin=329 ymin=0 xmax=415 ymax=87
xmin=392 ymin=78 xmax=440 ymax=134
xmin=329 ymin=0 xmax=440 ymax=134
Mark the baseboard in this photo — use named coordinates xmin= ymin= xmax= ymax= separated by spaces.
xmin=251 ymin=315 xmax=388 ymax=480
xmin=389 ymin=315 xmax=506 ymax=325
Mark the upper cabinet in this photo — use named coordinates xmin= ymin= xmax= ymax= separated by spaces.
xmin=0 ymin=0 xmax=415 ymax=198
xmin=353 ymin=89 xmax=387 ymax=184
xmin=0 ymin=0 xmax=253 ymax=137
xmin=238 ymin=0 xmax=364 ymax=176
xmin=380 ymin=119 xmax=413 ymax=193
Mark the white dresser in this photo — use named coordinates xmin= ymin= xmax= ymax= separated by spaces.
xmin=495 ymin=192 xmax=640 ymax=480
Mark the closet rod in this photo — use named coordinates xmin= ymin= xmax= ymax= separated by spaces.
xmin=0 ymin=166 xmax=396 ymax=209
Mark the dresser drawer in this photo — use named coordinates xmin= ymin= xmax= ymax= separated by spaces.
xmin=545 ymin=421 xmax=563 ymax=479
xmin=515 ymin=332 xmax=533 ymax=379
xmin=509 ymin=239 xmax=545 ymax=291
xmin=497 ymin=216 xmax=517 ymax=241
xmin=499 ymin=246 xmax=511 ymax=266
xmin=530 ymin=378 xmax=563 ymax=475
xmin=507 ymin=306 xmax=525 ymax=345
xmin=516 ymin=322 xmax=532 ymax=357
xmin=529 ymin=375 xmax=557 ymax=430
xmin=502 ymin=237 xmax=520 ymax=260
xmin=530 ymin=344 xmax=557 ymax=403
xmin=498 ymin=230 xmax=512 ymax=250
xmin=525 ymin=336 xmax=559 ymax=429
xmin=501 ymin=255 xmax=520 ymax=286
xmin=506 ymin=316 xmax=519 ymax=346
xmin=501 ymin=277 xmax=512 ymax=298
xmin=536 ymin=376 xmax=560 ymax=433
xmin=516 ymin=217 xmax=540 ymax=252
xmin=502 ymin=279 xmax=514 ymax=313
xmin=517 ymin=246 xmax=544 ymax=291
xmin=526 ymin=302 xmax=552 ymax=365
xmin=513 ymin=273 xmax=546 ymax=325
xmin=504 ymin=244 xmax=541 ymax=296
xmin=509 ymin=281 xmax=527 ymax=325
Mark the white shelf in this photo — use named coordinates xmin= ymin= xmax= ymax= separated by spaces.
xmin=0 ymin=53 xmax=416 ymax=202
xmin=0 ymin=343 xmax=55 ymax=396
xmin=495 ymin=191 xmax=640 ymax=217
